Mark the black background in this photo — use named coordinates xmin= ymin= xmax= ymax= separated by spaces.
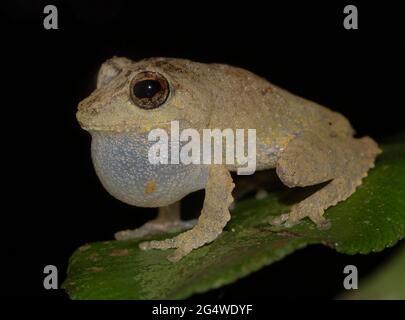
xmin=1 ymin=0 xmax=403 ymax=299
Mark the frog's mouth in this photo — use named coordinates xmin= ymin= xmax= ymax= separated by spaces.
xmin=76 ymin=108 xmax=177 ymax=135
xmin=79 ymin=124 xmax=138 ymax=133
xmin=76 ymin=114 xmax=144 ymax=133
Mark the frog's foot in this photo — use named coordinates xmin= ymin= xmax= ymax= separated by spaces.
xmin=115 ymin=202 xmax=196 ymax=240
xmin=140 ymin=165 xmax=235 ymax=262
xmin=270 ymin=201 xmax=331 ymax=229
xmin=140 ymin=224 xmax=223 ymax=262
xmin=115 ymin=219 xmax=197 ymax=240
xmin=271 ymin=135 xmax=381 ymax=229
xmin=270 ymin=176 xmax=359 ymax=229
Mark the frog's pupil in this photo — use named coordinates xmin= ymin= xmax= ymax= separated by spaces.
xmin=133 ymin=80 xmax=161 ymax=99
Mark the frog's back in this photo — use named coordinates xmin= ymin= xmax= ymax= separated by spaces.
xmin=146 ymin=58 xmax=355 ymax=169
xmin=203 ymin=62 xmax=355 ymax=146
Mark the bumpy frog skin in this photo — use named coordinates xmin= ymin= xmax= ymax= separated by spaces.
xmin=77 ymin=57 xmax=381 ymax=262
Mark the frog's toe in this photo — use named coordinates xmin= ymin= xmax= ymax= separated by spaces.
xmin=139 ymin=238 xmax=178 ymax=250
xmin=307 ymin=212 xmax=331 ymax=229
xmin=140 ymin=228 xmax=207 ymax=261
xmin=167 ymin=247 xmax=191 ymax=262
xmin=286 ymin=199 xmax=331 ymax=229
xmin=115 ymin=219 xmax=197 ymax=241
xmin=270 ymin=205 xmax=330 ymax=230
xmin=270 ymin=213 xmax=290 ymax=226
xmin=270 ymin=213 xmax=301 ymax=228
xmin=115 ymin=225 xmax=156 ymax=240
xmin=139 ymin=235 xmax=193 ymax=262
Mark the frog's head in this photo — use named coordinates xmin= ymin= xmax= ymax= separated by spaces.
xmin=76 ymin=57 xmax=211 ymax=207
xmin=76 ymin=56 xmax=212 ymax=134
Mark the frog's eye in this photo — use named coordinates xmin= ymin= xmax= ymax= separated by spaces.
xmin=130 ymin=71 xmax=169 ymax=109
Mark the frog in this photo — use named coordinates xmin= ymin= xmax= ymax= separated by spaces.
xmin=76 ymin=56 xmax=381 ymax=262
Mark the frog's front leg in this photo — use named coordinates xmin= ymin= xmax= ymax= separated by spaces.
xmin=271 ymin=133 xmax=381 ymax=228
xmin=140 ymin=165 xmax=235 ymax=262
xmin=115 ymin=202 xmax=196 ymax=240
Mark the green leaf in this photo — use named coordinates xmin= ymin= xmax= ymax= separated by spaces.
xmin=63 ymin=136 xmax=405 ymax=299
xmin=338 ymin=244 xmax=405 ymax=300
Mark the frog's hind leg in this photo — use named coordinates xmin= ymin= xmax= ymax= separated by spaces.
xmin=115 ymin=201 xmax=196 ymax=240
xmin=272 ymin=135 xmax=381 ymax=228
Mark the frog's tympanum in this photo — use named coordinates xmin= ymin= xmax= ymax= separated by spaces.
xmin=77 ymin=57 xmax=381 ymax=262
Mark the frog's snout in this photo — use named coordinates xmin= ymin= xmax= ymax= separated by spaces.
xmin=76 ymin=102 xmax=99 ymax=131
xmin=76 ymin=88 xmax=135 ymax=132
xmin=76 ymin=90 xmax=101 ymax=131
